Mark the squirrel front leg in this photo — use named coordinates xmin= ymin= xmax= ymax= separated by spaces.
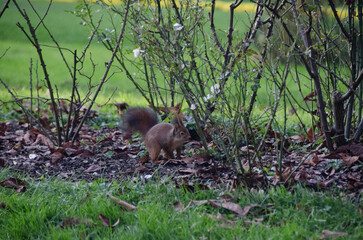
xmin=147 ymin=144 xmax=162 ymax=163
xmin=163 ymin=147 xmax=175 ymax=160
xmin=176 ymin=147 xmax=182 ymax=159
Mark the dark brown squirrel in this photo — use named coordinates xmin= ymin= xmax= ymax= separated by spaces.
xmin=121 ymin=107 xmax=190 ymax=163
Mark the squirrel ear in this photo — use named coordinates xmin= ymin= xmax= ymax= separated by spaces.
xmin=173 ymin=124 xmax=180 ymax=135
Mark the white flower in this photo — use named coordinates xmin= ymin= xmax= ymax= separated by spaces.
xmin=105 ymin=28 xmax=115 ymax=33
xmin=210 ymin=83 xmax=220 ymax=94
xmin=173 ymin=23 xmax=183 ymax=31
xmin=190 ymin=104 xmax=196 ymax=110
xmin=218 ymin=71 xmax=230 ymax=80
xmin=133 ymin=48 xmax=144 ymax=58
xmin=203 ymin=94 xmax=213 ymax=102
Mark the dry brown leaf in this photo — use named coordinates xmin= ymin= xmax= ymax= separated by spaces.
xmin=0 ymin=177 xmax=27 ymax=192
xmin=135 ymin=165 xmax=149 ymax=173
xmin=75 ymin=149 xmax=94 ymax=159
xmin=181 ymin=157 xmax=194 ymax=164
xmin=139 ymin=155 xmax=149 ymax=164
xmin=304 ymin=154 xmax=319 ymax=166
xmin=50 ymin=151 xmax=63 ymax=165
xmin=281 ymin=166 xmax=291 ymax=181
xmin=98 ymin=214 xmax=110 ymax=227
xmin=107 ymin=194 xmax=137 ymax=211
xmin=179 ymin=169 xmax=199 ymax=174
xmin=1 ymin=202 xmax=10 ymax=209
xmin=191 ymin=200 xmax=209 ymax=206
xmin=85 ymin=165 xmax=103 ymax=173
xmin=307 ymin=126 xmax=315 ymax=141
xmin=240 ymin=145 xmax=255 ymax=154
xmin=216 ymin=213 xmax=235 ymax=225
xmin=33 ymin=133 xmax=54 ymax=147
xmin=62 ymin=218 xmax=91 ymax=228
xmin=209 ymin=200 xmax=245 ymax=216
xmin=112 ymin=218 xmax=121 ymax=228
xmin=241 ymin=204 xmax=258 ymax=217
xmin=341 ymin=154 xmax=359 ymax=166
xmin=173 ymin=201 xmax=185 ymax=213
xmin=321 ymin=230 xmax=347 ymax=239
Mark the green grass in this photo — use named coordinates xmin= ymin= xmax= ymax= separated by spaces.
xmin=0 ymin=0 xmax=258 ymax=105
xmin=0 ymin=0 xmax=149 ymax=106
xmin=0 ymin=168 xmax=362 ymax=239
xmin=0 ymin=0 xmax=349 ymax=133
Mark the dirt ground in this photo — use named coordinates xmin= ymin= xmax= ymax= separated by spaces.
xmin=0 ymin=120 xmax=362 ymax=197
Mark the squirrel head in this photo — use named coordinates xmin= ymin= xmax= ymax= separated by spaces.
xmin=173 ymin=121 xmax=190 ymax=143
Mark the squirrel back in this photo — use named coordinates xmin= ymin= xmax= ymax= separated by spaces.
xmin=121 ymin=107 xmax=190 ymax=163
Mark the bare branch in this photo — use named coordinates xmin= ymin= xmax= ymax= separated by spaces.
xmin=72 ymin=0 xmax=132 ymax=143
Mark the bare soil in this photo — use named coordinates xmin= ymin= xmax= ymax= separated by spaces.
xmin=0 ymin=120 xmax=362 ymax=197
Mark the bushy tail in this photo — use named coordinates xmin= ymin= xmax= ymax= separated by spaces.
xmin=121 ymin=107 xmax=158 ymax=136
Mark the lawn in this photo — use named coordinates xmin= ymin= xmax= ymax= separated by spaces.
xmin=0 ymin=2 xmax=362 ymax=239
xmin=0 ymin=169 xmax=362 ymax=239
xmin=0 ymin=0 xmax=315 ymax=109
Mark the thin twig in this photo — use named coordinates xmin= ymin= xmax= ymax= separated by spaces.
xmin=72 ymin=0 xmax=131 ymax=143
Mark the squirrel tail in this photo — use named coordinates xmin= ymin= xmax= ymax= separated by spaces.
xmin=121 ymin=107 xmax=158 ymax=136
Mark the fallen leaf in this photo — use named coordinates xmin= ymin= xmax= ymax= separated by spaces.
xmin=50 ymin=151 xmax=63 ymax=165
xmin=75 ymin=149 xmax=94 ymax=158
xmin=112 ymin=218 xmax=121 ymax=227
xmin=307 ymin=126 xmax=315 ymax=141
xmin=179 ymin=168 xmax=199 ymax=174
xmin=341 ymin=154 xmax=359 ymax=166
xmin=241 ymin=204 xmax=258 ymax=217
xmin=173 ymin=201 xmax=185 ymax=213
xmin=209 ymin=200 xmax=245 ymax=216
xmin=216 ymin=213 xmax=235 ymax=225
xmin=98 ymin=214 xmax=110 ymax=227
xmin=321 ymin=230 xmax=347 ymax=239
xmin=139 ymin=155 xmax=149 ymax=164
xmin=85 ymin=165 xmax=103 ymax=173
xmin=304 ymin=154 xmax=319 ymax=166
xmin=62 ymin=218 xmax=91 ymax=228
xmin=191 ymin=200 xmax=209 ymax=206
xmin=0 ymin=177 xmax=27 ymax=192
xmin=281 ymin=166 xmax=291 ymax=181
xmin=1 ymin=202 xmax=10 ymax=209
xmin=32 ymin=133 xmax=54 ymax=147
xmin=107 ymin=194 xmax=137 ymax=211
xmin=135 ymin=165 xmax=149 ymax=173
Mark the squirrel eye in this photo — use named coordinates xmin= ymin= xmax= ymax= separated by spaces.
xmin=180 ymin=132 xmax=184 ymax=135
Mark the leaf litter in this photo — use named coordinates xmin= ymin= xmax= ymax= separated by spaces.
xmin=0 ymin=116 xmax=362 ymax=198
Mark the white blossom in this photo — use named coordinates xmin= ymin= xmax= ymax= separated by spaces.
xmin=190 ymin=104 xmax=196 ymax=110
xmin=203 ymin=94 xmax=213 ymax=102
xmin=173 ymin=23 xmax=183 ymax=31
xmin=210 ymin=83 xmax=220 ymax=94
xmin=133 ymin=48 xmax=144 ymax=58
xmin=105 ymin=28 xmax=115 ymax=33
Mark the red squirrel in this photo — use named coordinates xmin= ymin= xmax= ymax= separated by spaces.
xmin=122 ymin=107 xmax=190 ymax=163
